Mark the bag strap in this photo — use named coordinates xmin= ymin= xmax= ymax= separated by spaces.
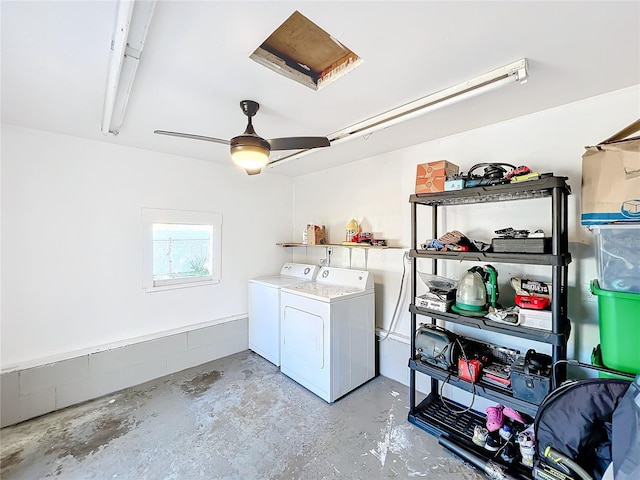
xmin=601 ymin=118 xmax=640 ymax=144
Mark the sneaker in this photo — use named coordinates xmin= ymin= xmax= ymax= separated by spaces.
xmin=518 ymin=432 xmax=535 ymax=468
xmin=520 ymin=446 xmax=535 ymax=468
xmin=503 ymin=406 xmax=527 ymax=424
xmin=486 ymin=404 xmax=504 ymax=432
xmin=510 ymin=422 xmax=525 ymax=442
xmin=499 ymin=443 xmax=517 ymax=464
xmin=499 ymin=424 xmax=513 ymax=441
xmin=517 ymin=431 xmax=535 ymax=449
xmin=484 ymin=432 xmax=501 ymax=452
xmin=472 ymin=425 xmax=489 ymax=447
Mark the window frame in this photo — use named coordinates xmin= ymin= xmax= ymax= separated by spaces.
xmin=141 ymin=208 xmax=222 ymax=292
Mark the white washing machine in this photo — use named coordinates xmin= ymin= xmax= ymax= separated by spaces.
xmin=248 ymin=263 xmax=319 ymax=366
xmin=280 ymin=266 xmax=375 ymax=403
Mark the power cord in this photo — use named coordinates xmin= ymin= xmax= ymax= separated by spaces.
xmin=384 ymin=253 xmax=475 ymax=414
xmin=378 ymin=250 xmax=410 ymax=342
xmin=439 ymin=338 xmax=477 ymax=414
xmin=467 ymin=162 xmax=517 ymax=180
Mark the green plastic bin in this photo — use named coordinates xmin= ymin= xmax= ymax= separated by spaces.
xmin=591 ymin=345 xmax=632 ymax=380
xmin=591 ymin=279 xmax=640 ymax=375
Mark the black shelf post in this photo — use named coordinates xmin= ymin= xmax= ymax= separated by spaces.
xmin=409 ymin=200 xmax=417 ymax=415
xmin=430 ymin=203 xmax=439 ymax=393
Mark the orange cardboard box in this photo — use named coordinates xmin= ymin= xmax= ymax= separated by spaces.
xmin=415 ymin=160 xmax=459 ymax=193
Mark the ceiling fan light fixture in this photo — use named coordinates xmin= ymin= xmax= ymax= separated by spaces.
xmin=155 ymin=99 xmax=329 ymax=175
xmin=230 ymin=143 xmax=270 ymax=172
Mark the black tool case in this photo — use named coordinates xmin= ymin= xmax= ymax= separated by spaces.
xmin=491 ymin=237 xmax=551 ymax=254
xmin=510 ymin=354 xmax=551 ymax=404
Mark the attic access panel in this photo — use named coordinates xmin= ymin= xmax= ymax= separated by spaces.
xmin=251 ymin=11 xmax=362 ymax=91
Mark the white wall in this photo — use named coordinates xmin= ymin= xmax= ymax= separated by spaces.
xmin=291 ymin=85 xmax=640 ymax=382
xmin=1 ymin=125 xmax=293 ymax=368
xmin=1 ymin=85 xmax=637 ymax=381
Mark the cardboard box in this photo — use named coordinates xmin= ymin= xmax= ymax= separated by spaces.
xmin=581 ymin=119 xmax=640 ymax=225
xmin=306 ymin=225 xmax=326 ymax=245
xmin=415 ymin=160 xmax=459 ymax=194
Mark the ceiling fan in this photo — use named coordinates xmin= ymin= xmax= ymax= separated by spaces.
xmin=154 ymin=100 xmax=330 ymax=175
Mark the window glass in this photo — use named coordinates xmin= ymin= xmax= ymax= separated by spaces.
xmin=141 ymin=209 xmax=222 ymax=292
xmin=152 ymin=224 xmax=213 ymax=285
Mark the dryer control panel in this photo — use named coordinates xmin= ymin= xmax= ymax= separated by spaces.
xmin=316 ymin=267 xmax=373 ymax=290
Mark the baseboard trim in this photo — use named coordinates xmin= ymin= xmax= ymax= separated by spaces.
xmin=0 ymin=317 xmax=248 ymax=428
xmin=2 ymin=314 xmax=248 ymax=374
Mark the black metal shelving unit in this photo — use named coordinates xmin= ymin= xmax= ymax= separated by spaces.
xmin=407 ymin=176 xmax=572 ymax=464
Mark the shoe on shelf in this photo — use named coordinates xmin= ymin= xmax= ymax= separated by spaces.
xmin=499 ymin=424 xmax=513 ymax=441
xmin=503 ymin=406 xmax=528 ymax=424
xmin=472 ymin=425 xmax=489 ymax=447
xmin=510 ymin=422 xmax=525 ymax=441
xmin=499 ymin=443 xmax=518 ymax=464
xmin=486 ymin=404 xmax=504 ymax=432
xmin=518 ymin=431 xmax=536 ymax=468
xmin=484 ymin=432 xmax=501 ymax=452
xmin=520 ymin=445 xmax=535 ymax=468
xmin=517 ymin=431 xmax=535 ymax=449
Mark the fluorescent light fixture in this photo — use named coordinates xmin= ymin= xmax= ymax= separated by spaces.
xmin=266 ymin=58 xmax=528 ymax=167
xmin=102 ymin=0 xmax=156 ymax=135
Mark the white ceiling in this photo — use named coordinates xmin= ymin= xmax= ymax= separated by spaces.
xmin=2 ymin=1 xmax=639 ymax=177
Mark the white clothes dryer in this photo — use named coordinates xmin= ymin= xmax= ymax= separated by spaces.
xmin=248 ymin=263 xmax=319 ymax=366
xmin=280 ymin=266 xmax=375 ymax=403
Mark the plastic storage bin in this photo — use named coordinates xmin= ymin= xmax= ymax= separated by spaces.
xmin=591 ymin=344 xmax=633 ymax=380
xmin=591 ymin=280 xmax=640 ymax=375
xmin=591 ymin=224 xmax=640 ymax=294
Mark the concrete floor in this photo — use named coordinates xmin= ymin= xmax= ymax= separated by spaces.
xmin=1 ymin=351 xmax=483 ymax=480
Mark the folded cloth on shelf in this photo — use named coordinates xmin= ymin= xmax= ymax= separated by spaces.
xmin=486 ymin=306 xmax=520 ymax=325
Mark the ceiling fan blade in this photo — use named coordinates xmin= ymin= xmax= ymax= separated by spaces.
xmin=268 ymin=136 xmax=330 ymax=151
xmin=154 ymin=130 xmax=230 ymax=145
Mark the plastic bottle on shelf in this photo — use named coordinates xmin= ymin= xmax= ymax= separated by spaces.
xmin=345 ymin=219 xmax=359 ymax=243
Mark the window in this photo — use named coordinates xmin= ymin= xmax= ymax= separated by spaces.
xmin=142 ymin=209 xmax=222 ymax=291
